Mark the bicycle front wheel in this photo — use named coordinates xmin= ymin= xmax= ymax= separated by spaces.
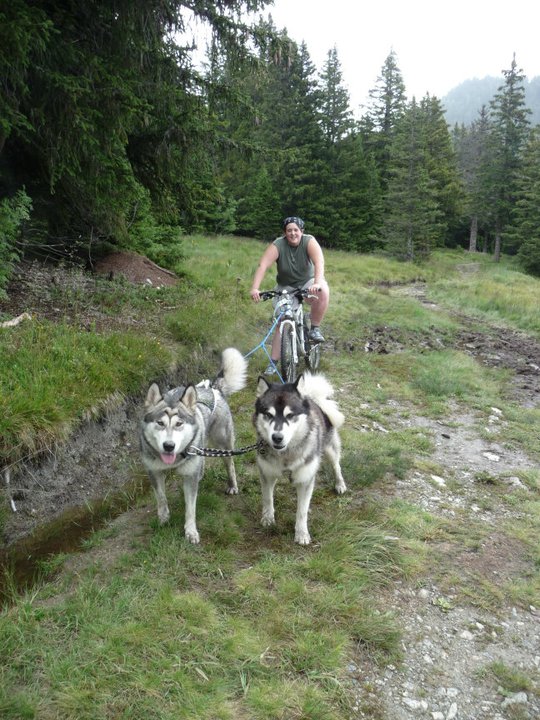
xmin=306 ymin=340 xmax=321 ymax=371
xmin=303 ymin=316 xmax=321 ymax=372
xmin=280 ymin=322 xmax=297 ymax=383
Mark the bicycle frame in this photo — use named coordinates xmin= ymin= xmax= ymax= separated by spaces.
xmin=253 ymin=289 xmax=320 ymax=383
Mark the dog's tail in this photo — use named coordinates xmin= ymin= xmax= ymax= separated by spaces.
xmin=213 ymin=347 xmax=248 ymax=396
xmin=297 ymin=372 xmax=345 ymax=429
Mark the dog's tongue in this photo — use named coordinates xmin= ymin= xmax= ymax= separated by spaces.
xmin=160 ymin=452 xmax=177 ymax=465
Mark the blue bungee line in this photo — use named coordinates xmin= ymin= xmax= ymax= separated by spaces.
xmin=244 ymin=310 xmax=286 ymax=383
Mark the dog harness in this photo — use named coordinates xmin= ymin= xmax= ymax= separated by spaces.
xmin=195 ymin=386 xmax=218 ymax=414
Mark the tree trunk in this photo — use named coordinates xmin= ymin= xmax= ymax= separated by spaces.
xmin=493 ymin=221 xmax=502 ymax=262
xmin=406 ymin=230 xmax=414 ymax=262
xmin=468 ymin=215 xmax=478 ymax=252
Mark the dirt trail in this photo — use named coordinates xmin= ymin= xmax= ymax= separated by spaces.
xmin=350 ymin=282 xmax=540 ymax=719
xmin=351 ymin=403 xmax=539 ymax=719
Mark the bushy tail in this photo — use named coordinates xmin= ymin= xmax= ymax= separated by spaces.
xmin=297 ymin=372 xmax=344 ymax=429
xmin=213 ymin=348 xmax=248 ymax=396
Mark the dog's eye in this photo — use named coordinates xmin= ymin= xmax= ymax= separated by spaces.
xmin=156 ymin=419 xmax=166 ymax=428
xmin=263 ymin=411 xmax=274 ymax=420
xmin=285 ymin=413 xmax=296 ymax=422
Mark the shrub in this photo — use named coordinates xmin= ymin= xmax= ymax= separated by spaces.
xmin=0 ymin=189 xmax=32 ymax=297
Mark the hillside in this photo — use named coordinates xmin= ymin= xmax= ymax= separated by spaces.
xmin=443 ymin=75 xmax=540 ymax=126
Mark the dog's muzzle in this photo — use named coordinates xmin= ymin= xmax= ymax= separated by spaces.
xmin=161 ymin=441 xmax=177 ymax=465
xmin=271 ymin=432 xmax=286 ymax=451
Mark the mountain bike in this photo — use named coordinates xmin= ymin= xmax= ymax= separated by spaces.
xmin=260 ymin=288 xmax=321 ymax=383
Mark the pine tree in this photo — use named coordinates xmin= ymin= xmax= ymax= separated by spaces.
xmin=452 ymin=107 xmax=494 ymax=252
xmin=507 ymin=127 xmax=540 ymax=275
xmin=488 ymin=54 xmax=531 ymax=260
xmin=1 ymin=1 xmax=277 ymax=256
xmin=272 ymin=41 xmax=327 ymax=223
xmin=419 ymin=95 xmax=464 ymax=243
xmin=318 ymin=47 xmax=354 ymax=146
xmin=382 ymin=100 xmax=444 ymax=261
xmin=331 ymin=133 xmax=383 ymax=250
xmin=361 ymin=50 xmax=407 ymax=190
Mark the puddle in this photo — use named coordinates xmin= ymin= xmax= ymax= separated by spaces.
xmin=0 ymin=476 xmax=148 ymax=606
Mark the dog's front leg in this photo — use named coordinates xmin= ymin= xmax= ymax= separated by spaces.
xmin=259 ymin=473 xmax=278 ymax=528
xmin=325 ymin=434 xmax=347 ymax=495
xmin=222 ymin=456 xmax=239 ymax=495
xmin=293 ymin=477 xmax=316 ymax=545
xmin=148 ymin=470 xmax=170 ymax=525
xmin=183 ymin=475 xmax=201 ymax=544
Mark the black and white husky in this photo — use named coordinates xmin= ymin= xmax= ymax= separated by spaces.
xmin=140 ymin=348 xmax=247 ymax=543
xmin=253 ymin=372 xmax=346 ymax=545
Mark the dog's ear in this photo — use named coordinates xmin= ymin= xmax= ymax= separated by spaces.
xmin=295 ymin=374 xmax=305 ymax=395
xmin=180 ymin=384 xmax=198 ymax=411
xmin=256 ymin=375 xmax=271 ymax=397
xmin=145 ymin=383 xmax=162 ymax=408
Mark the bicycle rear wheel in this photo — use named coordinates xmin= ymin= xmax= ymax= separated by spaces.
xmin=280 ymin=323 xmax=297 ymax=383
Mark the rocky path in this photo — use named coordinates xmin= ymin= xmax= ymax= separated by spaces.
xmin=348 ymin=285 xmax=540 ymax=719
xmin=352 ymin=408 xmax=540 ymax=718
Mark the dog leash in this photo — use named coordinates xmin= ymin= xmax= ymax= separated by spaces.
xmin=186 ymin=440 xmax=264 ymax=458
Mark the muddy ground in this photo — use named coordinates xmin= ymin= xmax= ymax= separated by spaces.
xmin=1 ymin=258 xmax=539 ymax=719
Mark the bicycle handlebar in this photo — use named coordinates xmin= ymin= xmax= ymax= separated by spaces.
xmin=259 ymin=288 xmax=318 ymax=302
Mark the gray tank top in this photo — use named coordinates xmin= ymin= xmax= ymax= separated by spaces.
xmin=273 ymin=234 xmax=314 ymax=286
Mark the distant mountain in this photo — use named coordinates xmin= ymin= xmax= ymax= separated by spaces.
xmin=442 ymin=76 xmax=540 ymax=127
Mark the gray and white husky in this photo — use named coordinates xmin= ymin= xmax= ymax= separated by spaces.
xmin=253 ymin=372 xmax=346 ymax=545
xmin=140 ymin=348 xmax=247 ymax=543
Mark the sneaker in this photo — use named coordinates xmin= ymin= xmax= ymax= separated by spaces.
xmin=264 ymin=362 xmax=278 ymax=375
xmin=308 ymin=327 xmax=325 ymax=343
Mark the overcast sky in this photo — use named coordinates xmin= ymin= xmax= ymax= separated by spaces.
xmin=263 ymin=0 xmax=540 ymax=112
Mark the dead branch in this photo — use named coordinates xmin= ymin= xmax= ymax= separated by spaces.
xmin=0 ymin=312 xmax=32 ymax=328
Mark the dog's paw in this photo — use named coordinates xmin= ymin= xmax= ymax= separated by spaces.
xmin=158 ymin=507 xmax=170 ymax=525
xmin=261 ymin=511 xmax=275 ymax=528
xmin=335 ymin=480 xmax=347 ymax=495
xmin=295 ymin=529 xmax=311 ymax=545
xmin=225 ymin=485 xmax=238 ymax=495
xmin=185 ymin=527 xmax=200 ymax=544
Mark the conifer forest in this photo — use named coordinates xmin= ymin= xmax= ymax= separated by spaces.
xmin=2 ymin=1 xmax=540 ymax=293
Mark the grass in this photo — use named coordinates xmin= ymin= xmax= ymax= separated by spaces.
xmin=0 ymin=318 xmax=177 ymax=468
xmin=429 ymin=250 xmax=540 ymax=337
xmin=1 ymin=237 xmax=540 ymax=718
xmin=0 ymin=496 xmax=404 ymax=719
xmin=479 ymin=659 xmax=539 ymax=699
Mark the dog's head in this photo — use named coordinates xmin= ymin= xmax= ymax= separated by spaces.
xmin=253 ymin=375 xmax=309 ymax=452
xmin=142 ymin=383 xmax=198 ymax=464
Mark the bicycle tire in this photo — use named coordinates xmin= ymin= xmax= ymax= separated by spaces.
xmin=302 ymin=316 xmax=321 ymax=372
xmin=280 ymin=322 xmax=297 ymax=383
xmin=306 ymin=340 xmax=321 ymax=371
